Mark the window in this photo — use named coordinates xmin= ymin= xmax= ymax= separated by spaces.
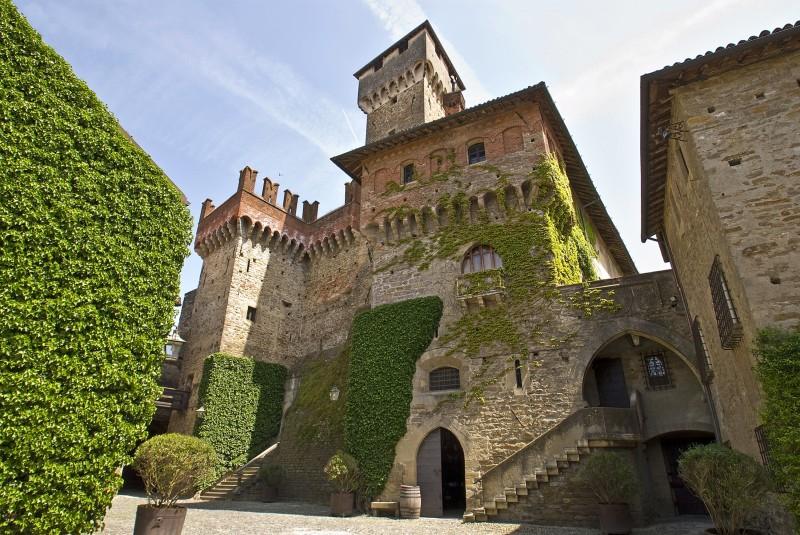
xmin=246 ymin=306 xmax=257 ymax=321
xmin=691 ymin=317 xmax=713 ymax=382
xmin=429 ymin=367 xmax=460 ymax=391
xmin=461 ymin=244 xmax=503 ymax=274
xmin=708 ymin=256 xmax=743 ymax=349
xmin=402 ymin=163 xmax=415 ymax=185
xmin=514 ymin=359 xmax=523 ymax=389
xmin=641 ymin=352 xmax=672 ymax=389
xmin=467 ymin=142 xmax=486 ymax=164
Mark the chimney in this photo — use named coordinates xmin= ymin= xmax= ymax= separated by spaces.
xmin=237 ymin=166 xmax=258 ymax=193
xmin=344 ymin=180 xmax=361 ymax=204
xmin=199 ymin=198 xmax=216 ymax=220
xmin=302 ymin=200 xmax=320 ymax=223
xmin=282 ymin=189 xmax=299 ymax=215
xmin=261 ymin=177 xmax=280 ymax=204
xmin=443 ymin=91 xmax=465 ymax=116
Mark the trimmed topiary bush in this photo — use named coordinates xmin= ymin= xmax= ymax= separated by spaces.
xmin=679 ymin=443 xmax=772 ymax=535
xmin=133 ymin=434 xmax=217 ymax=508
xmin=577 ymin=451 xmax=638 ymax=504
xmin=195 ymin=354 xmax=287 ymax=479
xmin=344 ymin=296 xmax=443 ymax=496
xmin=755 ymin=327 xmax=800 ymax=522
xmin=0 ymin=2 xmax=192 ymax=533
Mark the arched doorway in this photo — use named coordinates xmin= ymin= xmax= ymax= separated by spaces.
xmin=417 ymin=428 xmax=466 ymax=517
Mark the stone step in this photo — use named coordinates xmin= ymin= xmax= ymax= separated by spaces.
xmin=515 ymin=485 xmax=528 ymax=496
xmin=545 ymin=462 xmax=560 ymax=475
xmin=534 ymin=469 xmax=549 ymax=483
xmin=523 ymin=475 xmax=539 ymax=489
xmin=494 ymin=497 xmax=508 ymax=509
xmin=504 ymin=489 xmax=518 ymax=503
xmin=463 ymin=513 xmax=475 ymax=523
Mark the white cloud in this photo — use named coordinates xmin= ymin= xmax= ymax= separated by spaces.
xmin=361 ymin=0 xmax=493 ymax=103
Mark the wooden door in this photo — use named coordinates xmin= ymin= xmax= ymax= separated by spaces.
xmin=417 ymin=429 xmax=443 ymax=517
xmin=661 ymin=437 xmax=713 ymax=515
xmin=594 ymin=358 xmax=630 ymax=408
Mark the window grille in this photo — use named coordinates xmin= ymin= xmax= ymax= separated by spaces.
xmin=708 ymin=256 xmax=743 ymax=349
xmin=467 ymin=142 xmax=486 ymax=164
xmin=754 ymin=425 xmax=783 ymax=490
xmin=461 ymin=244 xmax=503 ymax=274
xmin=691 ymin=317 xmax=714 ymax=383
xmin=641 ymin=351 xmax=673 ymax=390
xmin=402 ymin=164 xmax=415 ymax=185
xmin=430 ymin=367 xmax=460 ymax=391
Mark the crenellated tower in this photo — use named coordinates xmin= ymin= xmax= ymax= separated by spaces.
xmin=355 ymin=21 xmax=466 ymax=144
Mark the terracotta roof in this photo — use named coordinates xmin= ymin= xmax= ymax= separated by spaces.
xmin=331 ymin=83 xmax=638 ymax=275
xmin=353 ymin=20 xmax=465 ymax=90
xmin=640 ymin=21 xmax=800 ymax=242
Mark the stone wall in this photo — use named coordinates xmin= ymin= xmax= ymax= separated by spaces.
xmin=662 ymin=49 xmax=800 ymax=456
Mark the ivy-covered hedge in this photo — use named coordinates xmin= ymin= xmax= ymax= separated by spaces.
xmin=0 ymin=3 xmax=192 ymax=533
xmin=196 ymin=354 xmax=287 ymax=478
xmin=755 ymin=328 xmax=800 ymax=520
xmin=345 ymin=296 xmax=443 ymax=496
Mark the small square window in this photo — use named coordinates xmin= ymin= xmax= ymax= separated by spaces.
xmin=641 ymin=352 xmax=672 ymax=390
xmin=402 ymin=164 xmax=415 ymax=185
xmin=246 ymin=306 xmax=257 ymax=322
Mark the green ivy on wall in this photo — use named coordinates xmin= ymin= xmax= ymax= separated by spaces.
xmin=755 ymin=327 xmax=800 ymax=521
xmin=196 ymin=354 xmax=287 ymax=479
xmin=0 ymin=2 xmax=193 ymax=532
xmin=381 ymin=155 xmax=616 ymax=405
xmin=345 ymin=296 xmax=443 ymax=496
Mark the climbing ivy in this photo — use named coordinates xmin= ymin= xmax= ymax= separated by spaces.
xmin=755 ymin=327 xmax=800 ymax=521
xmin=382 ymin=155 xmax=615 ymax=405
xmin=344 ymin=296 xmax=443 ymax=496
xmin=196 ymin=354 xmax=287 ymax=480
xmin=0 ymin=3 xmax=192 ymax=533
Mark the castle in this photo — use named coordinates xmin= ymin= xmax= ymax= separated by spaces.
xmin=164 ymin=20 xmax=799 ymax=527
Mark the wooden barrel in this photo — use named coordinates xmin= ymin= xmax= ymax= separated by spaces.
xmin=399 ymin=485 xmax=421 ymax=519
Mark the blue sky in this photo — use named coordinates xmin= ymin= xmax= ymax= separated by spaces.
xmin=15 ymin=0 xmax=798 ymax=298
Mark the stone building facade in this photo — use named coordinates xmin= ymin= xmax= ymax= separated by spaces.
xmin=641 ymin=22 xmax=800 ymax=459
xmin=171 ymin=20 xmax=719 ymax=526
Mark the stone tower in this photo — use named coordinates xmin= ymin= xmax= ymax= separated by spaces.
xmin=355 ymin=21 xmax=466 ymax=144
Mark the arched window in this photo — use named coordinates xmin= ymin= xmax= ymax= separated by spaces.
xmin=461 ymin=245 xmax=503 ymax=274
xmin=429 ymin=367 xmax=460 ymax=391
xmin=467 ymin=142 xmax=486 ymax=164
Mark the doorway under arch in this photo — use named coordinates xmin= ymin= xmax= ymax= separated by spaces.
xmin=416 ymin=427 xmax=466 ymax=517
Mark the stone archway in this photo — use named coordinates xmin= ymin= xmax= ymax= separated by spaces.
xmin=416 ymin=427 xmax=466 ymax=517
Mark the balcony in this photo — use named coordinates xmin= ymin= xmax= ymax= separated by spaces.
xmin=456 ymin=269 xmax=505 ymax=307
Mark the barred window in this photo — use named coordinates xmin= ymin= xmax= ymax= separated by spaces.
xmin=461 ymin=244 xmax=503 ymax=274
xmin=641 ymin=352 xmax=672 ymax=389
xmin=514 ymin=359 xmax=523 ymax=389
xmin=754 ymin=425 xmax=783 ymax=490
xmin=691 ymin=317 xmax=714 ymax=383
xmin=430 ymin=367 xmax=460 ymax=391
xmin=467 ymin=142 xmax=486 ymax=164
xmin=708 ymin=256 xmax=743 ymax=349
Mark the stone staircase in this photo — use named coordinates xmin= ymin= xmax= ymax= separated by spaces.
xmin=200 ymin=443 xmax=278 ymax=501
xmin=464 ymin=407 xmax=641 ymax=524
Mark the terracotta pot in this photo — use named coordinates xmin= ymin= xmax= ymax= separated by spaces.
xmin=330 ymin=491 xmax=354 ymax=517
xmin=598 ymin=503 xmax=632 ymax=535
xmin=263 ymin=486 xmax=278 ymax=503
xmin=133 ymin=505 xmax=187 ymax=535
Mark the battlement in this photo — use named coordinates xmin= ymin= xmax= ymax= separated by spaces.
xmin=195 ymin=166 xmax=360 ymax=260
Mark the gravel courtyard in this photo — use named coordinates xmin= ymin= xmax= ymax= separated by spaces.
xmin=100 ymin=493 xmax=712 ymax=535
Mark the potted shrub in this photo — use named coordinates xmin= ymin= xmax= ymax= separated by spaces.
xmin=679 ymin=443 xmax=771 ymax=535
xmin=258 ymin=463 xmax=286 ymax=502
xmin=132 ymin=433 xmax=217 ymax=535
xmin=577 ymin=451 xmax=638 ymax=535
xmin=323 ymin=450 xmax=360 ymax=517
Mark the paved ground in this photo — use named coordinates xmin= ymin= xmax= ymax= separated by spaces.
xmin=101 ymin=493 xmax=712 ymax=535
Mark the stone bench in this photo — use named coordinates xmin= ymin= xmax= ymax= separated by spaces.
xmin=370 ymin=501 xmax=399 ymax=518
